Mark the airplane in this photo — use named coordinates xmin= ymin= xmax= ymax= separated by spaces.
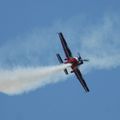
xmin=56 ymin=32 xmax=90 ymax=92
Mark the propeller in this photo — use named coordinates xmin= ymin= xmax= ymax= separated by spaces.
xmin=77 ymin=52 xmax=82 ymax=61
xmin=77 ymin=52 xmax=89 ymax=62
xmin=82 ymin=59 xmax=89 ymax=62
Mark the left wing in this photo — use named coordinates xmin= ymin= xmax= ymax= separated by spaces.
xmin=74 ymin=68 xmax=90 ymax=92
xmin=58 ymin=32 xmax=73 ymax=58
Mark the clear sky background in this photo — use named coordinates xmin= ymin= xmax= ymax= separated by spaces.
xmin=0 ymin=0 xmax=120 ymax=120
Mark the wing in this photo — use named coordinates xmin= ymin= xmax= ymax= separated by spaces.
xmin=58 ymin=32 xmax=73 ymax=58
xmin=74 ymin=68 xmax=90 ymax=92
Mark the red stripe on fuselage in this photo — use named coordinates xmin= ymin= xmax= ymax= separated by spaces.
xmin=65 ymin=58 xmax=79 ymax=69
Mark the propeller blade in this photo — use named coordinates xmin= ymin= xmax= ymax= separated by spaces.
xmin=77 ymin=52 xmax=82 ymax=60
xmin=83 ymin=59 xmax=89 ymax=62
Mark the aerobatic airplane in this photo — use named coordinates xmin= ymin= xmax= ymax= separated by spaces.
xmin=56 ymin=32 xmax=90 ymax=92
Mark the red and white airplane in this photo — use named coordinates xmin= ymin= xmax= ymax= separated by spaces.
xmin=56 ymin=32 xmax=90 ymax=92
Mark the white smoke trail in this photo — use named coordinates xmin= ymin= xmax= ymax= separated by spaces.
xmin=79 ymin=15 xmax=120 ymax=72
xmin=0 ymin=64 xmax=71 ymax=95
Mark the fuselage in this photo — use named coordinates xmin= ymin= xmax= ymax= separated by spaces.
xmin=65 ymin=57 xmax=83 ymax=69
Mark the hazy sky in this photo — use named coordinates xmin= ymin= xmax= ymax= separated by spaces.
xmin=0 ymin=0 xmax=120 ymax=120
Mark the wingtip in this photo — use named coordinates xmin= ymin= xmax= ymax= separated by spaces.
xmin=58 ymin=32 xmax=63 ymax=35
xmin=86 ymin=89 xmax=90 ymax=92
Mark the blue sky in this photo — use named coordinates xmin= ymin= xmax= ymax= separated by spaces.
xmin=0 ymin=0 xmax=120 ymax=120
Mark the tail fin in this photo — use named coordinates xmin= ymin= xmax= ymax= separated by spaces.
xmin=56 ymin=53 xmax=68 ymax=75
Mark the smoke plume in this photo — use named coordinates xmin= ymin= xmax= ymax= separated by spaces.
xmin=0 ymin=64 xmax=71 ymax=95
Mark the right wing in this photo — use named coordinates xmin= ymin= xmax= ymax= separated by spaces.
xmin=58 ymin=32 xmax=73 ymax=58
xmin=74 ymin=68 xmax=90 ymax=92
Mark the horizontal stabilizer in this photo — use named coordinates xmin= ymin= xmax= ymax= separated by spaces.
xmin=56 ymin=53 xmax=63 ymax=63
xmin=56 ymin=53 xmax=68 ymax=75
xmin=64 ymin=69 xmax=68 ymax=75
